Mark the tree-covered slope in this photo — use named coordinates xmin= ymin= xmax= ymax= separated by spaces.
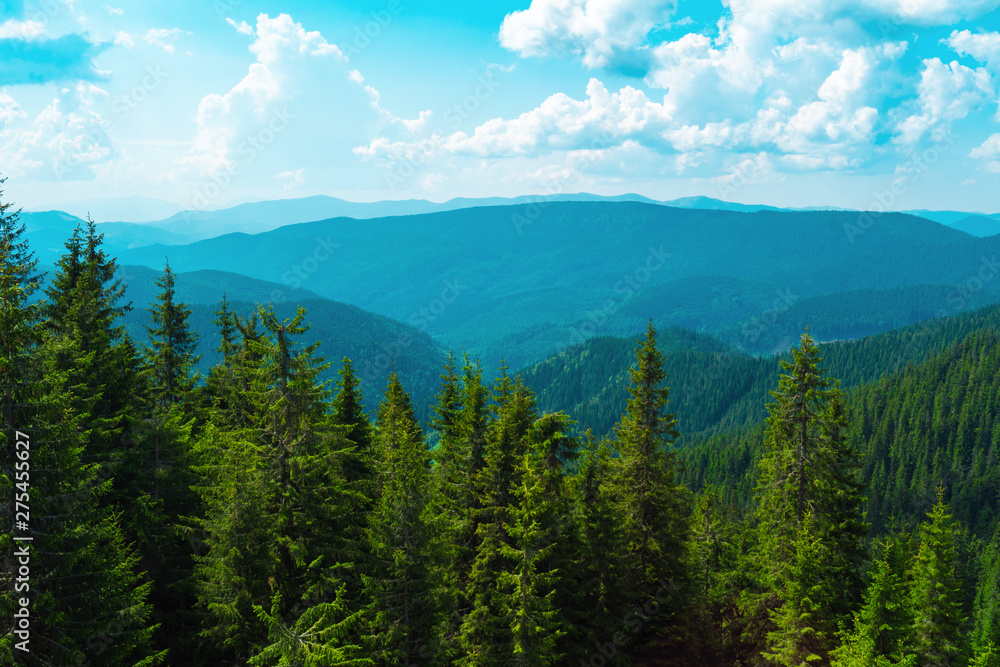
xmin=522 ymin=301 xmax=1000 ymax=440
xmin=117 ymin=202 xmax=1000 ymax=369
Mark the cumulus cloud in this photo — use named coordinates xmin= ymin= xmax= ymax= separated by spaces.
xmin=178 ymin=12 xmax=427 ymax=204
xmin=180 ymin=13 xmax=349 ymax=176
xmin=499 ymin=0 xmax=677 ymax=69
xmin=895 ymin=57 xmax=993 ymax=145
xmin=970 ymin=133 xmax=1000 ymax=172
xmin=946 ymin=29 xmax=1000 ymax=70
xmin=0 ymin=83 xmax=116 ymax=180
xmin=355 ymin=78 xmax=674 ymax=165
xmin=0 ymin=19 xmax=47 ymax=40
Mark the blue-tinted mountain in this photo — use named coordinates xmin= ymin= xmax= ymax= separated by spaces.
xmin=117 ymin=201 xmax=1000 ymax=369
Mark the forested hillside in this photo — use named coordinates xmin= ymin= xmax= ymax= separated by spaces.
xmin=116 ymin=201 xmax=1000 ymax=369
xmin=4 ymin=186 xmax=1000 ymax=666
xmin=524 ymin=300 xmax=1000 ymax=440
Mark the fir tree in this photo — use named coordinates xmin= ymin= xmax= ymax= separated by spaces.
xmin=363 ymin=373 xmax=439 ymax=665
xmin=502 ymin=438 xmax=565 ymax=666
xmin=909 ymin=491 xmax=967 ymax=666
xmin=459 ymin=365 xmax=536 ymax=664
xmin=0 ymin=183 xmax=163 ymax=665
xmin=831 ymin=535 xmax=914 ymax=666
xmin=612 ymin=321 xmax=689 ymax=606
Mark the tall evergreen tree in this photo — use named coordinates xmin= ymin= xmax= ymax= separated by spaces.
xmin=762 ymin=513 xmax=831 ymax=667
xmin=0 ymin=181 xmax=163 ymax=665
xmin=612 ymin=321 xmax=690 ymax=607
xmin=973 ymin=525 xmax=1000 ymax=656
xmin=909 ymin=492 xmax=967 ymax=666
xmin=195 ymin=305 xmax=361 ymax=664
xmin=572 ymin=434 xmax=628 ymax=660
xmin=138 ymin=259 xmax=204 ymax=661
xmin=755 ymin=330 xmax=868 ymax=660
xmin=502 ymin=437 xmax=566 ymax=666
xmin=459 ymin=365 xmax=536 ymax=664
xmin=363 ymin=373 xmax=439 ymax=665
xmin=830 ymin=535 xmax=915 ymax=666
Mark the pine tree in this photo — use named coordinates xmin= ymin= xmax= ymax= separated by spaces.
xmin=195 ymin=305 xmax=360 ymax=664
xmin=502 ymin=437 xmax=566 ymax=666
xmin=0 ymin=182 xmax=163 ymax=665
xmin=909 ymin=491 xmax=967 ymax=666
xmin=755 ymin=330 xmax=868 ymax=659
xmin=831 ymin=536 xmax=914 ymax=666
xmin=459 ymin=365 xmax=536 ymax=664
xmin=612 ymin=321 xmax=689 ymax=606
xmin=762 ymin=514 xmax=831 ymax=667
xmin=363 ymin=373 xmax=440 ymax=665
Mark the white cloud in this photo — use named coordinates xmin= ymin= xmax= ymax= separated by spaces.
xmin=179 ymin=12 xmax=427 ymax=203
xmin=895 ymin=58 xmax=993 ymax=145
xmin=0 ymin=19 xmax=47 ymax=40
xmin=356 ymin=78 xmax=675 ymax=164
xmin=113 ymin=30 xmax=135 ymax=48
xmin=0 ymin=90 xmax=26 ymax=126
xmin=946 ymin=29 xmax=1000 ymax=71
xmin=970 ymin=133 xmax=1000 ymax=172
xmin=275 ymin=168 xmax=304 ymax=188
xmin=226 ymin=18 xmax=254 ymax=36
xmin=144 ymin=28 xmax=183 ymax=54
xmin=103 ymin=5 xmax=124 ymax=15
xmin=0 ymin=86 xmax=116 ymax=180
xmin=499 ymin=0 xmax=678 ymax=68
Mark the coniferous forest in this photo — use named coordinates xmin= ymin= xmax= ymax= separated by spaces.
xmin=6 ymin=175 xmax=1000 ymax=667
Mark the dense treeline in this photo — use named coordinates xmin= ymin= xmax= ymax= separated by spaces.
xmin=525 ymin=299 xmax=1000 ymax=441
xmin=4 ymin=182 xmax=1000 ymax=666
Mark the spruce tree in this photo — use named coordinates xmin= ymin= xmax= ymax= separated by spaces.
xmin=831 ymin=535 xmax=915 ymax=666
xmin=755 ymin=330 xmax=868 ymax=659
xmin=0 ymin=181 xmax=163 ymax=665
xmin=363 ymin=373 xmax=439 ymax=665
xmin=459 ymin=365 xmax=536 ymax=664
xmin=762 ymin=514 xmax=830 ymax=666
xmin=195 ymin=305 xmax=360 ymax=664
xmin=333 ymin=357 xmax=374 ymax=489
xmin=572 ymin=434 xmax=628 ymax=659
xmin=429 ymin=352 xmax=470 ymax=657
xmin=909 ymin=492 xmax=967 ymax=666
xmin=502 ymin=437 xmax=565 ymax=666
xmin=139 ymin=260 xmax=203 ymax=660
xmin=612 ymin=321 xmax=689 ymax=606
xmin=143 ymin=260 xmax=200 ymax=410
xmin=973 ymin=526 xmax=1000 ymax=656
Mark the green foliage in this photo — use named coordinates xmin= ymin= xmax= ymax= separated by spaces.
xmin=363 ymin=373 xmax=440 ymax=665
xmin=909 ymin=492 xmax=967 ymax=666
xmin=612 ymin=322 xmax=690 ymax=607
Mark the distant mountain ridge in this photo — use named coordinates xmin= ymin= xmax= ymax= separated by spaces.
xmin=116 ymin=201 xmax=1000 ymax=370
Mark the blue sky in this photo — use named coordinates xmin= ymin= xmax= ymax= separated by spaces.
xmin=2 ymin=0 xmax=1000 ymax=214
